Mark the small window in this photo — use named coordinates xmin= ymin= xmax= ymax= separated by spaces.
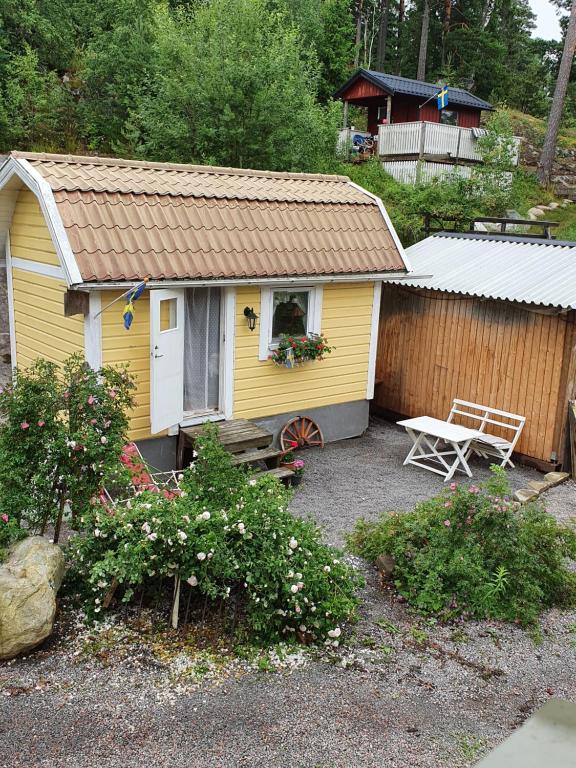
xmin=271 ymin=291 xmax=309 ymax=342
xmin=258 ymin=286 xmax=323 ymax=361
xmin=439 ymin=109 xmax=458 ymax=126
xmin=159 ymin=298 xmax=178 ymax=332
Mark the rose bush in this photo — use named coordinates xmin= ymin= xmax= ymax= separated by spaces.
xmin=68 ymin=426 xmax=363 ymax=644
xmin=0 ymin=354 xmax=135 ymax=541
xmin=348 ymin=467 xmax=576 ymax=625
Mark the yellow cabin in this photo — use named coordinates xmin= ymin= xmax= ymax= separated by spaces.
xmin=0 ymin=152 xmax=409 ymax=467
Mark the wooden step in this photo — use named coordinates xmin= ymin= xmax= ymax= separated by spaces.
xmin=253 ymin=466 xmax=294 ymax=480
xmin=178 ymin=419 xmax=273 ymax=468
xmin=231 ymin=446 xmax=283 ymax=466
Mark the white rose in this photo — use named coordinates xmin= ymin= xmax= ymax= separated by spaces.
xmin=299 ymin=625 xmax=307 ymax=633
xmin=197 ymin=552 xmax=206 ymax=561
xmin=177 ymin=474 xmax=184 ymax=481
xmin=147 ymin=532 xmax=157 ymax=541
xmin=100 ymin=436 xmax=107 ymax=444
xmin=290 ymin=584 xmax=298 ymax=594
xmin=177 ymin=530 xmax=187 ymax=541
xmin=289 ymin=537 xmax=298 ymax=550
xmin=94 ymin=528 xmax=101 ymax=538
xmin=187 ymin=575 xmax=198 ymax=587
xmin=248 ymin=478 xmax=257 ymax=486
xmin=327 ymin=627 xmax=341 ymax=638
xmin=297 ymin=581 xmax=304 ymax=590
xmin=202 ymin=511 xmax=210 ymax=521
xmin=141 ymin=522 xmax=151 ymax=534
xmin=323 ymin=565 xmax=331 ymax=573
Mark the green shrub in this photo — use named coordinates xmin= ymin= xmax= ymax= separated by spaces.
xmin=68 ymin=426 xmax=363 ymax=644
xmin=0 ymin=354 xmax=135 ymax=539
xmin=0 ymin=512 xmax=27 ymax=561
xmin=348 ymin=467 xmax=576 ymax=625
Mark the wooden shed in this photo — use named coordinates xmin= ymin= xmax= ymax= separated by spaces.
xmin=374 ymin=232 xmax=576 ymax=471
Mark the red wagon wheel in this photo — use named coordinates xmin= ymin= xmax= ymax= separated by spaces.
xmin=280 ymin=416 xmax=324 ymax=451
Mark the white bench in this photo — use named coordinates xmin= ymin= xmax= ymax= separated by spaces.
xmin=446 ymin=399 xmax=526 ymax=469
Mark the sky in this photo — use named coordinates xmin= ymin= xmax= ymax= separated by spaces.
xmin=529 ymin=0 xmax=564 ymax=40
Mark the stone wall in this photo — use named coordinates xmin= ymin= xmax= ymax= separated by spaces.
xmin=520 ymin=141 xmax=576 ymax=200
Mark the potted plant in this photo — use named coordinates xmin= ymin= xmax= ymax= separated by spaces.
xmin=269 ymin=333 xmax=334 ymax=368
xmin=291 ymin=458 xmax=305 ymax=486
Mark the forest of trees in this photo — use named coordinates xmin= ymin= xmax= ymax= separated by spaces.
xmin=0 ymin=0 xmax=574 ymax=173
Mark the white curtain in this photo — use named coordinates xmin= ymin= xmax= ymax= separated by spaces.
xmin=183 ymin=287 xmax=221 ymax=412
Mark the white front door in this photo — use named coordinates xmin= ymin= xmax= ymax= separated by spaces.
xmin=150 ymin=289 xmax=185 ymax=434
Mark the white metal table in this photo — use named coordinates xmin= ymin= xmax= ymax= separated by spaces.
xmin=398 ymin=416 xmax=484 ymax=482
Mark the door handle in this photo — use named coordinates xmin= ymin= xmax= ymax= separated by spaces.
xmin=153 ymin=345 xmax=163 ymax=359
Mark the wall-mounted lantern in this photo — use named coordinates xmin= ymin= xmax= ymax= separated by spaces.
xmin=243 ymin=306 xmax=258 ymax=331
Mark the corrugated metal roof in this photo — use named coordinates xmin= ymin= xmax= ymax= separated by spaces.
xmin=396 ymin=232 xmax=576 ymax=309
xmin=335 ymin=70 xmax=493 ymax=111
xmin=8 ymin=152 xmax=407 ymax=283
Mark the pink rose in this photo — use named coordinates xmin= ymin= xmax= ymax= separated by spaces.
xmin=108 ymin=389 xmax=117 ymax=399
xmin=63 ymin=391 xmax=69 ymax=400
xmin=449 ymin=482 xmax=457 ymax=491
xmin=37 ymin=420 xmax=45 ymax=427
xmin=443 ymin=519 xmax=451 ymax=527
xmin=469 ymin=485 xmax=480 ymax=494
xmin=1 ymin=514 xmax=8 ymax=523
xmin=90 ymin=418 xmax=97 ymax=425
xmin=87 ymin=395 xmax=95 ymax=405
xmin=443 ymin=501 xmax=451 ymax=508
xmin=20 ymin=421 xmax=29 ymax=430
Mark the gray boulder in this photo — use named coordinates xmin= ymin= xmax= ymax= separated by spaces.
xmin=0 ymin=536 xmax=65 ymax=660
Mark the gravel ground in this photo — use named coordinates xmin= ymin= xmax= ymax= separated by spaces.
xmin=1 ymin=417 xmax=575 ymax=768
xmin=290 ymin=417 xmax=545 ymax=547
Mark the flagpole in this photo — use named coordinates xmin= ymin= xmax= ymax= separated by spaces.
xmin=418 ymin=85 xmax=446 ymax=111
xmin=93 ymin=277 xmax=149 ymax=319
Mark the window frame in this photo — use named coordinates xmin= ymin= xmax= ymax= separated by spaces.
xmin=258 ymin=285 xmax=323 ymax=361
xmin=439 ymin=109 xmax=458 ymax=126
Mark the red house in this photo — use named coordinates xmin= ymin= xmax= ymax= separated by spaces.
xmin=334 ymin=69 xmax=493 ymax=134
xmin=334 ymin=69 xmax=513 ymax=185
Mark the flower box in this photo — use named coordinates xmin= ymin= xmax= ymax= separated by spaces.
xmin=269 ymin=333 xmax=333 ymax=368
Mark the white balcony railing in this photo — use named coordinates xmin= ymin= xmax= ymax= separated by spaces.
xmin=377 ymin=122 xmax=520 ymax=166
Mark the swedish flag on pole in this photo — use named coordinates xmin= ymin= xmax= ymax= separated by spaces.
xmin=122 ymin=279 xmax=148 ymax=330
xmin=437 ymin=86 xmax=449 ymax=110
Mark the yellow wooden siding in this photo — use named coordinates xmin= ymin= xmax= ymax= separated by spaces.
xmin=11 ymin=268 xmax=84 ymax=368
xmin=10 ymin=189 xmax=60 ymax=266
xmin=233 ymin=283 xmax=373 ymax=419
xmin=100 ymin=290 xmax=153 ymax=441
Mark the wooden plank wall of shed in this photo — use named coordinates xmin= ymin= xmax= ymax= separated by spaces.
xmin=375 ymin=285 xmax=576 ymax=464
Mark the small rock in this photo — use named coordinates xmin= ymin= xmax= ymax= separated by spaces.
xmin=527 ymin=480 xmax=550 ymax=493
xmin=543 ymin=471 xmax=570 ymax=487
xmin=0 ymin=537 xmax=65 ymax=660
xmin=536 ymin=204 xmax=553 ymax=211
xmin=563 ymin=199 xmax=574 ymax=204
xmin=528 ymin=207 xmax=545 ymax=217
xmin=548 ymin=202 xmax=560 ymax=209
xmin=514 ymin=489 xmax=538 ymax=503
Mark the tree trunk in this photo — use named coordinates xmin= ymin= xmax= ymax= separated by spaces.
xmin=417 ymin=0 xmax=430 ymax=80
xmin=538 ymin=0 xmax=576 ymax=186
xmin=395 ymin=0 xmax=405 ymax=74
xmin=441 ymin=0 xmax=452 ymax=66
xmin=376 ymin=0 xmax=390 ymax=71
xmin=354 ymin=0 xmax=364 ymax=68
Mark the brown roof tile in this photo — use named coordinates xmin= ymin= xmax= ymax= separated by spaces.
xmin=12 ymin=152 xmax=406 ymax=282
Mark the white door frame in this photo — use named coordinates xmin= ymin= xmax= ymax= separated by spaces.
xmin=173 ymin=286 xmax=235 ymax=431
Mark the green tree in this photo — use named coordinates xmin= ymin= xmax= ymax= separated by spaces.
xmin=133 ymin=0 xmax=340 ymax=171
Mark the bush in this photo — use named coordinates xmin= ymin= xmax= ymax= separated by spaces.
xmin=348 ymin=467 xmax=576 ymax=625
xmin=0 ymin=354 xmax=135 ymax=540
xmin=68 ymin=426 xmax=362 ymax=644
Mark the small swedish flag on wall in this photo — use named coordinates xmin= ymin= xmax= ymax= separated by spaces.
xmin=122 ymin=279 xmax=148 ymax=330
xmin=437 ymin=86 xmax=449 ymax=110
